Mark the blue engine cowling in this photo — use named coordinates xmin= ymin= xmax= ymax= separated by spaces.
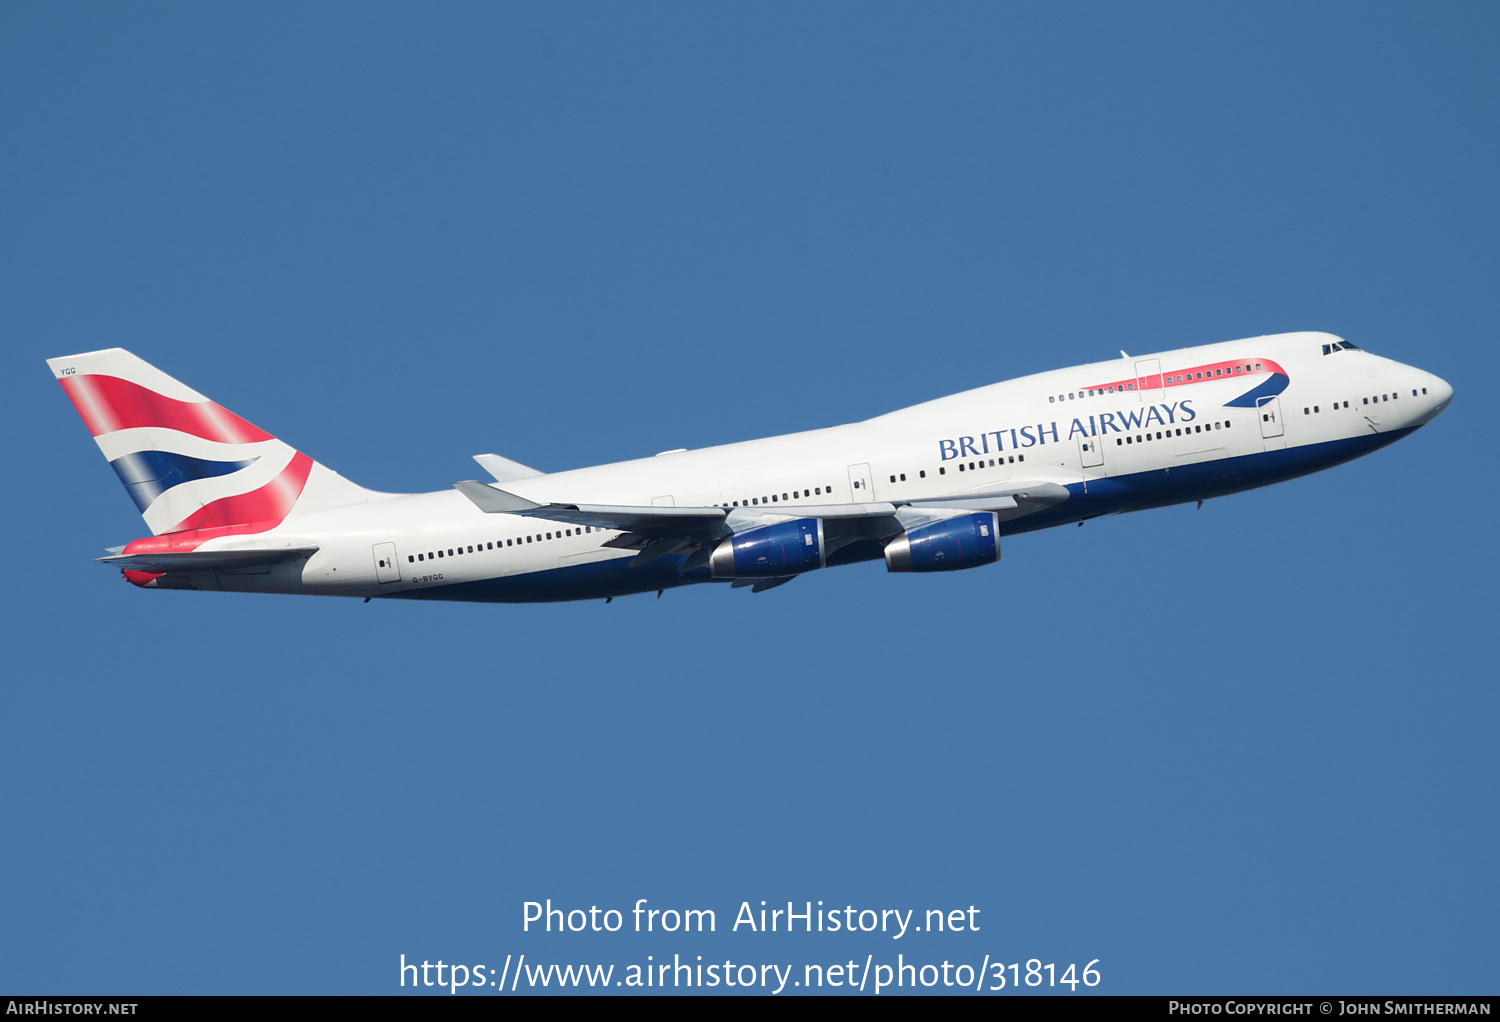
xmin=884 ymin=512 xmax=1000 ymax=572
xmin=709 ymin=518 xmax=825 ymax=578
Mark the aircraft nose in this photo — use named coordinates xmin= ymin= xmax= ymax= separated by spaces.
xmin=1428 ymin=373 xmax=1454 ymax=415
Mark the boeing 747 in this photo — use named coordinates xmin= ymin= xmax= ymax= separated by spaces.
xmin=47 ymin=332 xmax=1451 ymax=603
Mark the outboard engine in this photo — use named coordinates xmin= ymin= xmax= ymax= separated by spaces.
xmin=884 ymin=512 xmax=1000 ymax=572
xmin=709 ymin=518 xmax=825 ymax=578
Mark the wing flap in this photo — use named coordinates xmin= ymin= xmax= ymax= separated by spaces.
xmin=454 ymin=480 xmax=727 ymax=533
xmin=451 ymin=480 xmax=1068 ymax=544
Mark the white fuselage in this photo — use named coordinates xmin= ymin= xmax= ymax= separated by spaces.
xmin=160 ymin=332 xmax=1451 ymax=603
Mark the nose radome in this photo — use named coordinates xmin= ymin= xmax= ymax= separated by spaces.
xmin=1429 ymin=373 xmax=1454 ymax=414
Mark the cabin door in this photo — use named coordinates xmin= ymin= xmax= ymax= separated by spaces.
xmin=1256 ymin=396 xmax=1285 ymax=439
xmin=847 ymin=463 xmax=874 ymax=501
xmin=1078 ymin=436 xmax=1104 ymax=468
xmin=373 ymin=542 xmax=401 ymax=584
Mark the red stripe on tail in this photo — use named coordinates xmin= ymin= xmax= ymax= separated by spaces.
xmin=171 ymin=452 xmax=314 ymax=532
xmin=58 ymin=374 xmax=273 ymax=443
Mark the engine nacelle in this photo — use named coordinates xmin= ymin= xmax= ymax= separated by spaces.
xmin=884 ymin=512 xmax=1000 ymax=572
xmin=709 ymin=518 xmax=825 ymax=578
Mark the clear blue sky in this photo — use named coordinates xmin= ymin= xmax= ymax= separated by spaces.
xmin=2 ymin=2 xmax=1495 ymax=995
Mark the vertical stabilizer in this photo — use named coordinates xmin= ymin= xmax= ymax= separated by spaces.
xmin=48 ymin=348 xmax=370 ymax=536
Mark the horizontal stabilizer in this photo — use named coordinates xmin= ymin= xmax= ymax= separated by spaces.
xmin=100 ymin=545 xmax=319 ymax=573
xmin=472 ymin=454 xmax=544 ymax=483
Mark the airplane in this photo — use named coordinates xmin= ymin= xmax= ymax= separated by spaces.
xmin=47 ymin=332 xmax=1451 ymax=604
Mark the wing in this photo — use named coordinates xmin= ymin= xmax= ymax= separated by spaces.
xmin=453 ymin=479 xmax=1070 ymax=569
xmin=453 ymin=479 xmax=734 ymax=532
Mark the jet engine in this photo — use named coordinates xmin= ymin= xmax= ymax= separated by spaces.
xmin=884 ymin=512 xmax=999 ymax=572
xmin=708 ymin=518 xmax=825 ymax=578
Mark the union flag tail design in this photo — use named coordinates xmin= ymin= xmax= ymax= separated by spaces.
xmin=48 ymin=348 xmax=370 ymax=536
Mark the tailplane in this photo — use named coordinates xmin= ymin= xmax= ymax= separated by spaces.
xmin=48 ymin=348 xmax=370 ymax=536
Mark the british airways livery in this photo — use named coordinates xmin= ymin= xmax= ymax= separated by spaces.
xmin=48 ymin=332 xmax=1451 ymax=604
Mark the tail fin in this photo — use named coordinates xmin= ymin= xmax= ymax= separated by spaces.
xmin=48 ymin=348 xmax=370 ymax=536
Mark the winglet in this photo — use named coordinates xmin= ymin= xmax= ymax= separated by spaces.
xmin=453 ymin=480 xmax=542 ymax=513
xmin=472 ymin=453 xmax=544 ymax=483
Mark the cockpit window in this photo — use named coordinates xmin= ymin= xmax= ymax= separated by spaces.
xmin=1322 ymin=340 xmax=1363 ymax=355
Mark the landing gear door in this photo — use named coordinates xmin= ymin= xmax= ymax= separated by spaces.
xmin=373 ymin=542 xmax=401 ymax=584
xmin=1079 ymin=436 xmax=1104 ymax=468
xmin=1256 ymin=395 xmax=1285 ymax=439
xmin=847 ymin=463 xmax=874 ymax=501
